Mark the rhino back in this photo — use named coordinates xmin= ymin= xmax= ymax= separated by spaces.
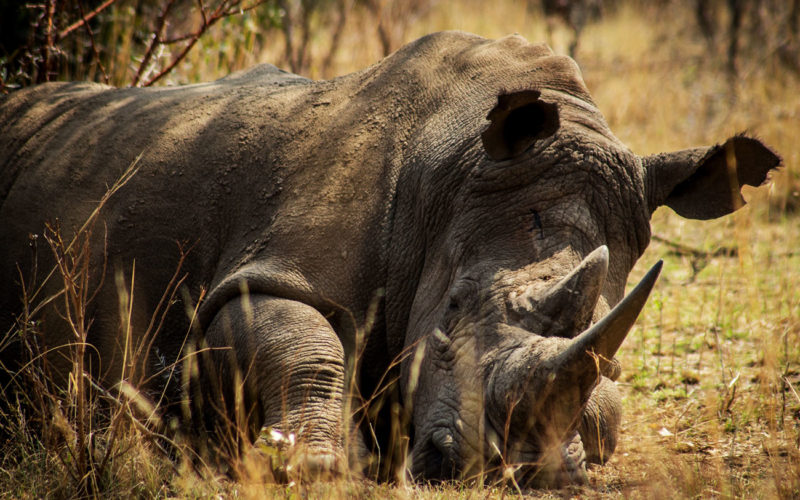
xmin=0 ymin=67 xmax=394 ymax=374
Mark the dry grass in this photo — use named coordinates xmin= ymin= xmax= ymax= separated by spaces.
xmin=2 ymin=0 xmax=799 ymax=498
xmin=582 ymin=4 xmax=800 ymax=498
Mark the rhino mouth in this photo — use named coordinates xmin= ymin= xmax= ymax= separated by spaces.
xmin=411 ymin=419 xmax=588 ymax=487
xmin=410 ymin=257 xmax=663 ymax=487
xmin=409 ymin=417 xmax=504 ymax=481
xmin=510 ymin=431 xmax=589 ymax=488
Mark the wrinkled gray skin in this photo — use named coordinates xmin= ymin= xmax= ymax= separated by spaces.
xmin=0 ymin=32 xmax=780 ymax=486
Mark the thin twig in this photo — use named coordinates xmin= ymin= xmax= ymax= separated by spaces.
xmin=77 ymin=0 xmax=110 ymax=84
xmin=142 ymin=34 xmax=202 ymax=87
xmin=136 ymin=245 xmax=191 ymax=383
xmin=142 ymin=0 xmax=270 ymax=86
xmin=27 ymin=153 xmax=142 ymax=314
xmin=652 ymin=234 xmax=738 ymax=259
xmin=159 ymin=32 xmax=198 ymax=45
xmin=784 ymin=375 xmax=800 ymax=405
xmin=652 ymin=233 xmax=739 ymax=281
xmin=198 ymin=0 xmax=208 ymax=25
xmin=132 ymin=0 xmax=178 ymax=87
xmin=58 ymin=0 xmax=120 ymax=38
xmin=39 ymin=0 xmax=57 ymax=83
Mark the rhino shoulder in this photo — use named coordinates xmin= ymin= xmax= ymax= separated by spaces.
xmin=217 ymin=63 xmax=310 ymax=87
xmin=0 ymin=82 xmax=114 ymax=196
xmin=1 ymin=81 xmax=111 ymax=129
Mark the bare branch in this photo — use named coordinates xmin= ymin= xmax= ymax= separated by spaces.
xmin=198 ymin=0 xmax=208 ymax=26
xmin=58 ymin=0 xmax=121 ymax=38
xmin=142 ymin=36 xmax=202 ymax=87
xmin=157 ymin=33 xmax=197 ymax=45
xmin=142 ymin=0 xmax=271 ymax=87
xmin=132 ymin=0 xmax=178 ymax=87
xmin=38 ymin=0 xmax=57 ymax=83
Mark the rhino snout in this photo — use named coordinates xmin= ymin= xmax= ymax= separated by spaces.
xmin=485 ymin=259 xmax=662 ymax=485
xmin=411 ymin=252 xmax=662 ymax=487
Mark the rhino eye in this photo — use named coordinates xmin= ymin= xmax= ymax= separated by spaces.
xmin=446 ymin=278 xmax=478 ymax=313
xmin=529 ymin=209 xmax=544 ymax=239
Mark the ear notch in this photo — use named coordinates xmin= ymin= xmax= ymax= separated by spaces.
xmin=481 ymin=90 xmax=559 ymax=161
xmin=644 ymin=135 xmax=781 ymax=220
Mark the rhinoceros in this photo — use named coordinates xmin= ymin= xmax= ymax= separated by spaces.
xmin=0 ymin=31 xmax=780 ymax=486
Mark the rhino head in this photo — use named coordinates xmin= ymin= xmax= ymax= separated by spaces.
xmin=383 ymin=36 xmax=780 ymax=487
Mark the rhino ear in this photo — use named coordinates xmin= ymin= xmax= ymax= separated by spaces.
xmin=481 ymin=90 xmax=559 ymax=161
xmin=643 ymin=136 xmax=781 ymax=220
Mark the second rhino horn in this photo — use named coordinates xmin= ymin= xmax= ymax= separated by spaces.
xmin=509 ymin=245 xmax=609 ymax=338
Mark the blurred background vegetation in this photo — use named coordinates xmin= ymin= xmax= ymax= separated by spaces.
xmin=1 ymin=0 xmax=799 ymax=498
xmin=1 ymin=1 xmax=797 ymax=85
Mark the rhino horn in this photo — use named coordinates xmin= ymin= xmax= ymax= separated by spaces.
xmin=544 ymin=245 xmax=609 ymax=336
xmin=556 ymin=259 xmax=663 ymax=375
xmin=510 ymin=246 xmax=609 ymax=336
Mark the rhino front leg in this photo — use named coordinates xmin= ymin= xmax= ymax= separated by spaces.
xmin=203 ymin=294 xmax=345 ymax=473
xmin=578 ymin=375 xmax=621 ymax=465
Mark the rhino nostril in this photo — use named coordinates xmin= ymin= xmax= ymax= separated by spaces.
xmin=433 ymin=429 xmax=455 ymax=447
xmin=412 ymin=434 xmax=454 ymax=481
xmin=431 ymin=430 xmax=459 ymax=479
xmin=448 ymin=299 xmax=459 ymax=312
